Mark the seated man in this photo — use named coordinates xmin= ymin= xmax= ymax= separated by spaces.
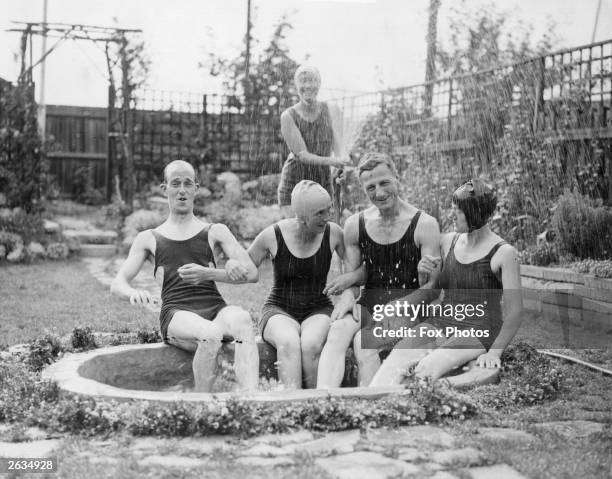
xmin=111 ymin=160 xmax=259 ymax=392
xmin=318 ymin=152 xmax=441 ymax=387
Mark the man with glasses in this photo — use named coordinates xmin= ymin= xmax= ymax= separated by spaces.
xmin=111 ymin=160 xmax=259 ymax=392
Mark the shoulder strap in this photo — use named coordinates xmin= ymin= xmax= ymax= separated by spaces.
xmin=358 ymin=212 xmax=366 ymax=243
xmin=487 ymin=240 xmax=508 ymax=259
xmin=406 ymin=210 xmax=422 ymax=241
xmin=273 ymin=223 xmax=286 ymax=254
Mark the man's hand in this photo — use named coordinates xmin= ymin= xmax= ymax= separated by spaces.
xmin=177 ymin=263 xmax=215 ymax=284
xmin=324 ymin=272 xmax=356 ymax=295
xmin=129 ymin=289 xmax=158 ymax=310
xmin=417 ymin=255 xmax=441 ymax=287
xmin=476 ymin=350 xmax=501 ymax=369
xmin=331 ymin=292 xmax=356 ymax=322
xmin=225 ymin=258 xmax=249 ymax=282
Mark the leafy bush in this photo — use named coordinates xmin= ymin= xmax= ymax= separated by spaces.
xmin=26 ymin=334 xmax=63 ymax=372
xmin=136 ymin=329 xmax=162 ymax=344
xmin=519 ymin=242 xmax=559 ymax=266
xmin=0 ymin=208 xmax=45 ymax=244
xmin=474 ymin=342 xmax=564 ymax=409
xmin=0 ymin=231 xmax=23 ymax=260
xmin=121 ymin=209 xmax=165 ymax=248
xmin=568 ymin=259 xmax=612 ymax=278
xmin=45 ymin=242 xmax=69 ymax=260
xmin=70 ymin=327 xmax=97 ymax=351
xmin=552 ymin=190 xmax=612 ymax=260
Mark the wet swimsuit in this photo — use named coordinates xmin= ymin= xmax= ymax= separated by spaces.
xmin=357 ymin=211 xmax=422 ymax=315
xmin=430 ymin=233 xmax=506 ymax=350
xmin=153 ymin=225 xmax=227 ymax=340
xmin=278 ymin=103 xmax=335 ymax=206
xmin=259 ymin=223 xmax=333 ymax=336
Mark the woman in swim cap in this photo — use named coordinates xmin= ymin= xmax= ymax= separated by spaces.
xmin=248 ymin=181 xmax=347 ymax=389
xmin=278 ymin=65 xmax=351 ymax=217
xmin=370 ymin=179 xmax=523 ymax=387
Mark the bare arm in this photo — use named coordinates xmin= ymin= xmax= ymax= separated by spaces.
xmin=399 ymin=214 xmax=441 ymax=305
xmin=280 ymin=109 xmax=349 ymax=168
xmin=247 ymin=226 xmax=274 ymax=268
xmin=178 ymin=224 xmax=258 ymax=284
xmin=110 ymin=231 xmax=155 ymax=306
xmin=478 ymin=245 xmax=523 ymax=366
xmin=330 ymin=215 xmax=363 ymax=321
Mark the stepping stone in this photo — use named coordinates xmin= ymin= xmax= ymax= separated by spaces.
xmin=78 ymin=244 xmax=117 ymax=258
xmin=138 ymin=455 xmax=207 ymax=468
xmin=240 ymin=444 xmax=289 ymax=457
xmin=367 ymin=425 xmax=456 ymax=449
xmin=468 ymin=464 xmax=528 ymax=478
xmin=430 ymin=447 xmax=485 ymax=467
xmin=477 ymin=428 xmax=537 ymax=443
xmin=236 ymin=456 xmax=294 ymax=467
xmin=253 ymin=430 xmax=315 ymax=447
xmin=533 ymin=420 xmax=607 ymax=439
xmin=176 ymin=437 xmax=235 ymax=455
xmin=43 ymin=220 xmax=61 ymax=234
xmin=431 ymin=472 xmax=462 ymax=479
xmin=316 ymin=452 xmax=421 ymax=479
xmin=285 ymin=430 xmax=361 ymax=456
xmin=0 ymin=439 xmax=61 ymax=458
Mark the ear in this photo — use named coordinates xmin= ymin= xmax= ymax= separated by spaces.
xmin=160 ymin=183 xmax=168 ymax=195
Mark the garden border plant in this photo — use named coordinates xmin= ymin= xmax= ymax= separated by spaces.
xmin=0 ymin=327 xmax=566 ymax=438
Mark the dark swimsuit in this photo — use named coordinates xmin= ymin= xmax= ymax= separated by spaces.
xmin=259 ymin=223 xmax=333 ymax=336
xmin=430 ymin=233 xmax=506 ymax=350
xmin=277 ymin=103 xmax=335 ymax=206
xmin=357 ymin=211 xmax=422 ymax=315
xmin=153 ymin=226 xmax=227 ymax=340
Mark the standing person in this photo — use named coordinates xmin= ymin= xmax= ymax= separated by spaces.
xmin=369 ymin=179 xmax=523 ymax=386
xmin=278 ymin=65 xmax=351 ymax=217
xmin=248 ymin=181 xmax=345 ymax=388
xmin=317 ymin=152 xmax=441 ymax=388
xmin=110 ymin=160 xmax=259 ymax=393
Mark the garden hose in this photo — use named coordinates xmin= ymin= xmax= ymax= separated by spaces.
xmin=538 ymin=349 xmax=612 ymax=377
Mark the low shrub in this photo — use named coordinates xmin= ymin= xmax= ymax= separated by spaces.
xmin=518 ymin=242 xmax=559 ymax=266
xmin=136 ymin=329 xmax=162 ymax=344
xmin=473 ymin=342 xmax=564 ymax=409
xmin=568 ymin=259 xmax=612 ymax=279
xmin=70 ymin=327 xmax=97 ymax=351
xmin=0 ymin=208 xmax=45 ymax=244
xmin=552 ymin=190 xmax=612 ymax=260
xmin=26 ymin=334 xmax=63 ymax=372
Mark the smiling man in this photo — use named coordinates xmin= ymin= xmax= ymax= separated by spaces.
xmin=110 ymin=160 xmax=259 ymax=392
xmin=317 ymin=152 xmax=440 ymax=387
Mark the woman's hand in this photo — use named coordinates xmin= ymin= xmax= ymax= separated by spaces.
xmin=476 ymin=350 xmax=502 ymax=369
xmin=331 ymin=155 xmax=352 ymax=168
xmin=324 ymin=272 xmax=356 ymax=295
xmin=417 ymin=255 xmax=441 ymax=287
xmin=177 ymin=263 xmax=215 ymax=284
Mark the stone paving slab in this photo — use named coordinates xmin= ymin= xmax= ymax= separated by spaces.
xmin=137 ymin=454 xmax=208 ymax=468
xmin=367 ymin=425 xmax=456 ymax=449
xmin=316 ymin=451 xmax=421 ymax=479
xmin=467 ymin=463 xmax=529 ymax=479
xmin=284 ymin=429 xmax=361 ymax=456
xmin=236 ymin=456 xmax=295 ymax=467
xmin=0 ymin=439 xmax=61 ymax=458
xmin=532 ymin=420 xmax=608 ymax=439
xmin=253 ymin=430 xmax=315 ymax=446
xmin=477 ymin=427 xmax=537 ymax=443
xmin=430 ymin=447 xmax=486 ymax=467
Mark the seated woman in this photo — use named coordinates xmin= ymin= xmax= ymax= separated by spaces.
xmin=248 ymin=181 xmax=345 ymax=388
xmin=370 ymin=179 xmax=523 ymax=387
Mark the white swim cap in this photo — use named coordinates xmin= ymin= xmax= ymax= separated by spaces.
xmin=291 ymin=180 xmax=331 ymax=218
xmin=294 ymin=65 xmax=321 ymax=85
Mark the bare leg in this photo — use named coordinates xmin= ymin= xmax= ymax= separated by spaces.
xmin=299 ymin=313 xmax=331 ymax=389
xmin=166 ymin=311 xmax=223 ymax=392
xmin=353 ymin=329 xmax=382 ymax=386
xmin=263 ymin=313 xmax=302 ymax=389
xmin=317 ymin=315 xmax=360 ymax=388
xmin=214 ymin=306 xmax=259 ymax=391
xmin=414 ymin=334 xmax=486 ymax=382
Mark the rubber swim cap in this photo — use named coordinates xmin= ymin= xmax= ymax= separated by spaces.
xmin=452 ymin=179 xmax=497 ymax=232
xmin=291 ymin=180 xmax=331 ymax=218
xmin=294 ymin=65 xmax=321 ymax=85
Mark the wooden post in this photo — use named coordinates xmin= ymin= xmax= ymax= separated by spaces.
xmin=120 ymin=34 xmax=134 ymax=210
xmin=106 ymin=83 xmax=115 ymax=202
xmin=423 ymin=0 xmax=440 ymax=117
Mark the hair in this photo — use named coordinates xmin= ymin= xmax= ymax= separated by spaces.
xmin=163 ymin=160 xmax=196 ymax=183
xmin=294 ymin=65 xmax=321 ymax=86
xmin=357 ymin=152 xmax=399 ymax=178
xmin=452 ymin=179 xmax=498 ymax=231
